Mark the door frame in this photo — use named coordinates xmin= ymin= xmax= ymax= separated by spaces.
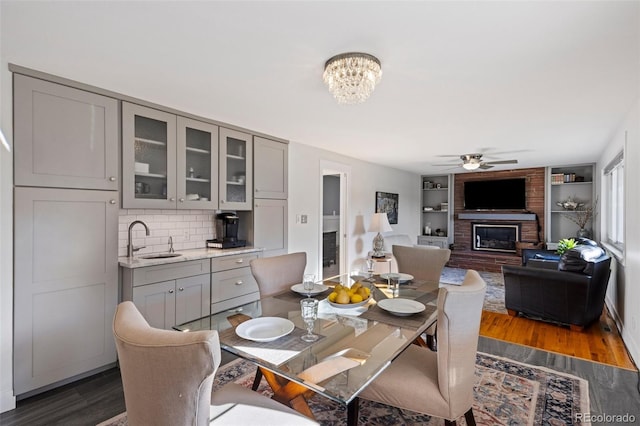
xmin=319 ymin=160 xmax=351 ymax=277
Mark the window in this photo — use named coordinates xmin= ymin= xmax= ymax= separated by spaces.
xmin=604 ymin=150 xmax=624 ymax=253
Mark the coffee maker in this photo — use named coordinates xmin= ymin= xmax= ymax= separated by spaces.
xmin=208 ymin=212 xmax=246 ymax=249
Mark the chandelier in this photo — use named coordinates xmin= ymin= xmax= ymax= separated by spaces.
xmin=322 ymin=52 xmax=382 ymax=104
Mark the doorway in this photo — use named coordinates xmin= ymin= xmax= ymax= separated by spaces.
xmin=320 ymin=161 xmax=350 ymax=279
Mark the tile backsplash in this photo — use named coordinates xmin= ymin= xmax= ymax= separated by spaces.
xmin=119 ymin=209 xmax=216 ymax=257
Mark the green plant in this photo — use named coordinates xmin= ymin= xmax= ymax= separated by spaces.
xmin=556 ymin=238 xmax=577 ymax=255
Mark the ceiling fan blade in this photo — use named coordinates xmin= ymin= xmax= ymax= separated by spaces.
xmin=485 ymin=159 xmax=518 ymax=165
xmin=432 ymin=163 xmax=460 ymax=167
xmin=479 ymin=164 xmax=494 ymax=170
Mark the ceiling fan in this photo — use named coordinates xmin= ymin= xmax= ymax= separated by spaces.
xmin=434 ymin=153 xmax=518 ymax=171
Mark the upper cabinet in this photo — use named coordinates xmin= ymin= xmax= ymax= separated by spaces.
xmin=546 ymin=164 xmax=595 ymax=246
xmin=219 ymin=128 xmax=253 ymax=210
xmin=122 ymin=102 xmax=219 ymax=209
xmin=14 ymin=74 xmax=119 ymax=190
xmin=254 ymin=136 xmax=288 ymax=199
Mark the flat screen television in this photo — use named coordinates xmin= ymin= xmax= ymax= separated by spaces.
xmin=464 ymin=178 xmax=526 ymax=210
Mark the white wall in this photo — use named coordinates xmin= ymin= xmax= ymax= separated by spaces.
xmin=288 ymin=141 xmax=421 ymax=278
xmin=598 ymin=98 xmax=640 ymax=363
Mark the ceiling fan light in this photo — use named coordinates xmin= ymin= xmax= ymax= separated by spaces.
xmin=462 ymin=162 xmax=481 ymax=171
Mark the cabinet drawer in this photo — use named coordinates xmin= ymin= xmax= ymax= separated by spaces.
xmin=212 ymin=267 xmax=259 ymax=301
xmin=211 ymin=253 xmax=259 ymax=272
xmin=211 ymin=293 xmax=260 ymax=315
xmin=132 ymin=259 xmax=211 ymax=286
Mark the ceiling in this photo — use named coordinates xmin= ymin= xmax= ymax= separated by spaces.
xmin=3 ymin=1 xmax=639 ymax=175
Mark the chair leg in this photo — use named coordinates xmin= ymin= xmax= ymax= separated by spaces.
xmin=464 ymin=408 xmax=476 ymax=426
xmin=444 ymin=420 xmax=457 ymax=426
xmin=251 ymin=368 xmax=263 ymax=391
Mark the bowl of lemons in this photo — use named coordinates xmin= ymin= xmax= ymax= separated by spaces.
xmin=327 ymin=282 xmax=372 ymax=308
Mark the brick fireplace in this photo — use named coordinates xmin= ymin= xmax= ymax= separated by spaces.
xmin=447 ymin=167 xmax=546 ymax=272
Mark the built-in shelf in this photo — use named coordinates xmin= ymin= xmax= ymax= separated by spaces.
xmin=226 ymin=181 xmax=246 ymax=186
xmin=458 ymin=213 xmax=537 ymax=221
xmin=186 ymin=177 xmax=210 ymax=183
xmin=226 ymin=154 xmax=245 ymax=160
xmin=186 ymin=146 xmax=210 ymax=154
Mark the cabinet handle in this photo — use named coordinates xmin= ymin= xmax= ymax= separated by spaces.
xmin=109 ymin=176 xmax=116 ymax=182
xmin=255 ymin=188 xmax=260 ymax=192
xmin=235 ymin=259 xmax=244 ymax=264
xmin=179 ymin=287 xmax=184 ymax=291
xmin=170 ymin=197 xmax=176 ymax=202
xmin=109 ymin=199 xmax=116 ymax=204
xmin=179 ymin=198 xmax=184 ymax=202
xmin=235 ymin=280 xmax=243 ymax=285
xmin=168 ymin=289 xmax=174 ymax=294
xmin=220 ymin=200 xmax=225 ymax=204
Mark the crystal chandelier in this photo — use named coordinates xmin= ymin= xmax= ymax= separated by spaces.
xmin=322 ymin=52 xmax=382 ymax=104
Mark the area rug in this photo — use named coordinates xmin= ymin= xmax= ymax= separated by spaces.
xmin=97 ymin=352 xmax=589 ymax=426
xmin=440 ymin=267 xmax=507 ymax=314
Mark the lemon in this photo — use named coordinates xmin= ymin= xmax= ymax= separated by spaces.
xmin=328 ymin=292 xmax=338 ymax=303
xmin=350 ymin=293 xmax=363 ymax=304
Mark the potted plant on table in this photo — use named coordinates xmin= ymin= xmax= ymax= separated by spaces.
xmin=556 ymin=238 xmax=577 ymax=255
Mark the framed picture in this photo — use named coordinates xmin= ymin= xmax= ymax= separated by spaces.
xmin=375 ymin=191 xmax=399 ymax=224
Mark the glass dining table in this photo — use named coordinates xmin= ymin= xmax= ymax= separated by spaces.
xmin=174 ymin=273 xmax=440 ymax=426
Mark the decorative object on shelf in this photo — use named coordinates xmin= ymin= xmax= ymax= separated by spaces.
xmin=561 ymin=199 xmax=597 ymax=238
xmin=434 ymin=229 xmax=446 ymax=237
xmin=423 ymin=181 xmax=433 ymax=190
xmin=424 ymin=223 xmax=431 ymax=236
xmin=556 ymin=197 xmax=584 ymax=211
xmin=556 ymin=238 xmax=577 ymax=255
xmin=375 ymin=191 xmax=398 ymax=224
xmin=368 ymin=212 xmax=393 ymax=258
xmin=322 ymin=52 xmax=382 ymax=104
xmin=188 ymin=167 xmax=195 ymax=178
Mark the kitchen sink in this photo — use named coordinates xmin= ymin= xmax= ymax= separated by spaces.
xmin=140 ymin=253 xmax=182 ymax=259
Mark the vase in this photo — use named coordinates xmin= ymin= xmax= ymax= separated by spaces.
xmin=576 ymin=228 xmax=591 ymax=239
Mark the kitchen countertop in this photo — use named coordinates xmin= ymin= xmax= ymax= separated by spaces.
xmin=118 ymin=246 xmax=263 ymax=269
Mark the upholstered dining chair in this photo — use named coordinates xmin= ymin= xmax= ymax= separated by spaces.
xmin=359 ymin=270 xmax=487 ymax=426
xmin=249 ymin=252 xmax=307 ymax=297
xmin=392 ymin=244 xmax=451 ymax=284
xmin=113 ymin=301 xmax=318 ymax=426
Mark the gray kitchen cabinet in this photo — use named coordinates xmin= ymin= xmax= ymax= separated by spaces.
xmin=211 ymin=252 xmax=260 ymax=313
xmin=122 ymin=102 xmax=220 ymax=209
xmin=122 ymin=259 xmax=211 ymax=329
xmin=219 ymin=127 xmax=253 ymax=210
xmin=14 ymin=187 xmax=119 ymax=395
xmin=253 ymin=199 xmax=288 ymax=257
xmin=254 ymin=136 xmax=288 ymax=199
xmin=13 ymin=74 xmax=119 ymax=190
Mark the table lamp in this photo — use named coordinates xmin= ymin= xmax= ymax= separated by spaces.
xmin=368 ymin=212 xmax=393 ymax=258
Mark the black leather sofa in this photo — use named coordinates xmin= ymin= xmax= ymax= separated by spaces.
xmin=502 ymin=241 xmax=611 ymax=331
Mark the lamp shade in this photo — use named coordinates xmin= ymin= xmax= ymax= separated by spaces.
xmin=368 ymin=213 xmax=393 ymax=233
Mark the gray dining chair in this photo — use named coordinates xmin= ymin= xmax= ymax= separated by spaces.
xmin=392 ymin=244 xmax=451 ymax=284
xmin=248 ymin=251 xmax=307 ymax=389
xmin=249 ymin=252 xmax=307 ymax=297
xmin=359 ymin=270 xmax=486 ymax=426
xmin=113 ymin=301 xmax=318 ymax=426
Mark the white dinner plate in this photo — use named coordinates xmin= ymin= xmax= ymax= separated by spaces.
xmin=377 ymin=298 xmax=426 ymax=316
xmin=380 ymin=273 xmax=414 ymax=283
xmin=235 ymin=317 xmax=295 ymax=342
xmin=291 ymin=283 xmax=329 ymax=296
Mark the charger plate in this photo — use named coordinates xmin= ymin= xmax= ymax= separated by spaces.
xmin=377 ymin=298 xmax=425 ymax=316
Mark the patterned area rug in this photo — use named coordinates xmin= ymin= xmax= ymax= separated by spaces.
xmin=440 ymin=267 xmax=506 ymax=314
xmin=98 ymin=352 xmax=589 ymax=426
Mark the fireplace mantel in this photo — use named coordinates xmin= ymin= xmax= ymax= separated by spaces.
xmin=458 ymin=213 xmax=537 ymax=221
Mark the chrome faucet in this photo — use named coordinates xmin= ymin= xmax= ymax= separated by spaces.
xmin=168 ymin=236 xmax=174 ymax=253
xmin=127 ymin=220 xmax=150 ymax=258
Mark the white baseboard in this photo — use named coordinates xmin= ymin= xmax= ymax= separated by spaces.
xmin=0 ymin=389 xmax=16 ymax=414
xmin=605 ymin=298 xmax=639 ymax=367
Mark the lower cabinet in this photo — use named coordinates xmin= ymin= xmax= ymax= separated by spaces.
xmin=211 ymin=252 xmax=260 ymax=314
xmin=122 ymin=259 xmax=211 ymax=329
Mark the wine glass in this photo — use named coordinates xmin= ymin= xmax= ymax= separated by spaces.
xmin=303 ymin=273 xmax=315 ymax=298
xmin=365 ymin=259 xmax=376 ymax=282
xmin=300 ymin=298 xmax=319 ymax=342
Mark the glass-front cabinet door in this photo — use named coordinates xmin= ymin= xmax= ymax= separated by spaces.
xmin=177 ymin=117 xmax=219 ymax=210
xmin=122 ymin=102 xmax=177 ymax=208
xmin=219 ymin=127 xmax=252 ymax=210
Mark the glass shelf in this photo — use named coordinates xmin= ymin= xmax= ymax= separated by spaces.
xmin=186 ymin=177 xmax=210 ymax=183
xmin=135 ymin=172 xmax=167 ymax=179
xmin=227 ymin=154 xmax=246 ymax=160
xmin=186 ymin=146 xmax=210 ymax=155
xmin=135 ymin=137 xmax=166 ymax=146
